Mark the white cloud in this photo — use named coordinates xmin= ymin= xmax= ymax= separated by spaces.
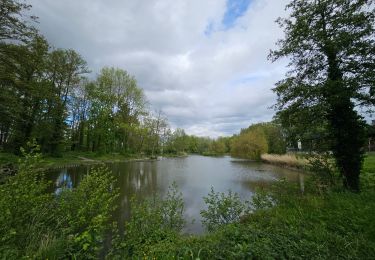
xmin=29 ymin=0 xmax=290 ymax=137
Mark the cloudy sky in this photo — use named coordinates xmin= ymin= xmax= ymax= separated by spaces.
xmin=29 ymin=0 xmax=290 ymax=137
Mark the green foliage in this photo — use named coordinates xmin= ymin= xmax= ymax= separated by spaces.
xmin=162 ymin=182 xmax=186 ymax=231
xmin=0 ymin=145 xmax=119 ymax=258
xmin=110 ymin=182 xmax=185 ymax=258
xmin=360 ymin=153 xmax=375 ymax=191
xmin=242 ymin=122 xmax=287 ymax=154
xmin=270 ymin=0 xmax=375 ymax=191
xmin=108 ymin=164 xmax=375 ymax=259
xmin=0 ymin=0 xmax=37 ymax=42
xmin=0 ymin=146 xmax=52 ymax=258
xmin=110 ymin=156 xmax=375 ymax=259
xmin=200 ymin=187 xmax=250 ymax=232
xmin=231 ymin=127 xmax=268 ymax=160
xmin=229 ymin=122 xmax=287 ymax=160
xmin=307 ymin=153 xmax=338 ymax=193
xmin=55 ymin=166 xmax=119 ymax=259
xmin=1 ymin=0 xmax=176 ymax=158
xmin=250 ymin=189 xmax=274 ymax=211
xmin=208 ymin=139 xmax=227 ymax=155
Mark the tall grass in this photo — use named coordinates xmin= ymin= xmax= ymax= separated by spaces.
xmin=261 ymin=153 xmax=308 ymax=169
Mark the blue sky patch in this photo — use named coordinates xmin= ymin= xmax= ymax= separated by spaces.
xmin=222 ymin=0 xmax=252 ymax=29
xmin=204 ymin=0 xmax=252 ymax=36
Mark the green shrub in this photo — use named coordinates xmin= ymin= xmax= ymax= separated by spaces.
xmin=0 ymin=146 xmax=119 ymax=259
xmin=109 ymin=182 xmax=185 ymax=258
xmin=0 ymin=144 xmax=53 ymax=258
xmin=308 ymin=153 xmax=338 ymax=192
xmin=55 ymin=166 xmax=119 ymax=259
xmin=200 ymin=187 xmax=251 ymax=232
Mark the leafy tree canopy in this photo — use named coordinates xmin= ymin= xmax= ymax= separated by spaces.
xmin=270 ymin=0 xmax=375 ymax=191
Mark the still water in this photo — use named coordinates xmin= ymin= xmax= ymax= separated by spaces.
xmin=48 ymin=155 xmax=303 ymax=234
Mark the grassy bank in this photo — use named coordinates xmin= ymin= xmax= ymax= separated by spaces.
xmin=261 ymin=153 xmax=309 ymax=169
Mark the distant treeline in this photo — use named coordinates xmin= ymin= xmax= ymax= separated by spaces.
xmin=167 ymin=122 xmax=287 ymax=160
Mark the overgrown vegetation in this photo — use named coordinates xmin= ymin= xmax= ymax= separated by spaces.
xmin=0 ymin=148 xmax=118 ymax=259
xmin=1 ymin=145 xmax=374 ymax=258
xmin=200 ymin=187 xmax=251 ymax=232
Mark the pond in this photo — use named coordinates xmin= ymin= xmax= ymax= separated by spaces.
xmin=48 ymin=155 xmax=304 ymax=234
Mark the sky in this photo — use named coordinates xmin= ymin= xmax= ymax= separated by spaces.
xmin=28 ymin=0 xmax=291 ymax=138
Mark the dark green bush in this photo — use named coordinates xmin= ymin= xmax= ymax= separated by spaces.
xmin=0 ymin=148 xmax=119 ymax=259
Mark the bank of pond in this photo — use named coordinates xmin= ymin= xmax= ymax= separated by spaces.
xmin=0 ymin=154 xmax=374 ymax=259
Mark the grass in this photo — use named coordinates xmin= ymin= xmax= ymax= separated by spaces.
xmin=0 ymin=152 xmax=19 ymax=165
xmin=261 ymin=153 xmax=309 ymax=169
xmin=363 ymin=152 xmax=375 ymax=171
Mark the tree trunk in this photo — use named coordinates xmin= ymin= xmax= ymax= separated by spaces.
xmin=324 ymin=44 xmax=365 ymax=192
xmin=328 ymin=92 xmax=364 ymax=192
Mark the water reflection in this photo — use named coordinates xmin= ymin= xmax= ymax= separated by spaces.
xmin=55 ymin=170 xmax=73 ymax=195
xmin=48 ymin=155 xmax=304 ymax=234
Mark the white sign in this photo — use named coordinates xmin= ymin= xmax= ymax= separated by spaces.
xmin=297 ymin=140 xmax=302 ymax=150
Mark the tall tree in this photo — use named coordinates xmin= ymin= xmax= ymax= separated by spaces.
xmin=1 ymin=36 xmax=49 ymax=153
xmin=270 ymin=0 xmax=375 ymax=191
xmin=86 ymin=67 xmax=146 ymax=153
xmin=43 ymin=49 xmax=88 ymax=155
xmin=0 ymin=0 xmax=37 ymax=42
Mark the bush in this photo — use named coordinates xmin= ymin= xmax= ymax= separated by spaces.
xmin=307 ymin=153 xmax=339 ymax=193
xmin=55 ymin=166 xmax=119 ymax=259
xmin=231 ymin=128 xmax=268 ymax=160
xmin=0 ymin=144 xmax=53 ymax=258
xmin=200 ymin=187 xmax=251 ymax=232
xmin=109 ymin=182 xmax=185 ymax=258
xmin=0 ymin=146 xmax=119 ymax=259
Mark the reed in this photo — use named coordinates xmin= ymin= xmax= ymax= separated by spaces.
xmin=261 ymin=153 xmax=308 ymax=169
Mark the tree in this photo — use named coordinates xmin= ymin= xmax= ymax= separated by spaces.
xmin=0 ymin=0 xmax=37 ymax=42
xmin=42 ymin=49 xmax=88 ymax=155
xmin=1 ymin=36 xmax=50 ymax=153
xmin=242 ymin=122 xmax=286 ymax=154
xmin=270 ymin=0 xmax=375 ymax=191
xmin=231 ymin=128 xmax=268 ymax=160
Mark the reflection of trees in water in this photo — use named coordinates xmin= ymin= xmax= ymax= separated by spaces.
xmin=55 ymin=170 xmax=73 ymax=195
xmin=53 ymin=166 xmax=90 ymax=195
xmin=51 ymin=162 xmax=160 ymax=231
xmin=111 ymin=161 xmax=159 ymax=230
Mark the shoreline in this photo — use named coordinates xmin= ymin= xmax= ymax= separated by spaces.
xmin=43 ymin=154 xmax=190 ymax=170
xmin=0 ymin=152 xmax=189 ymax=171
